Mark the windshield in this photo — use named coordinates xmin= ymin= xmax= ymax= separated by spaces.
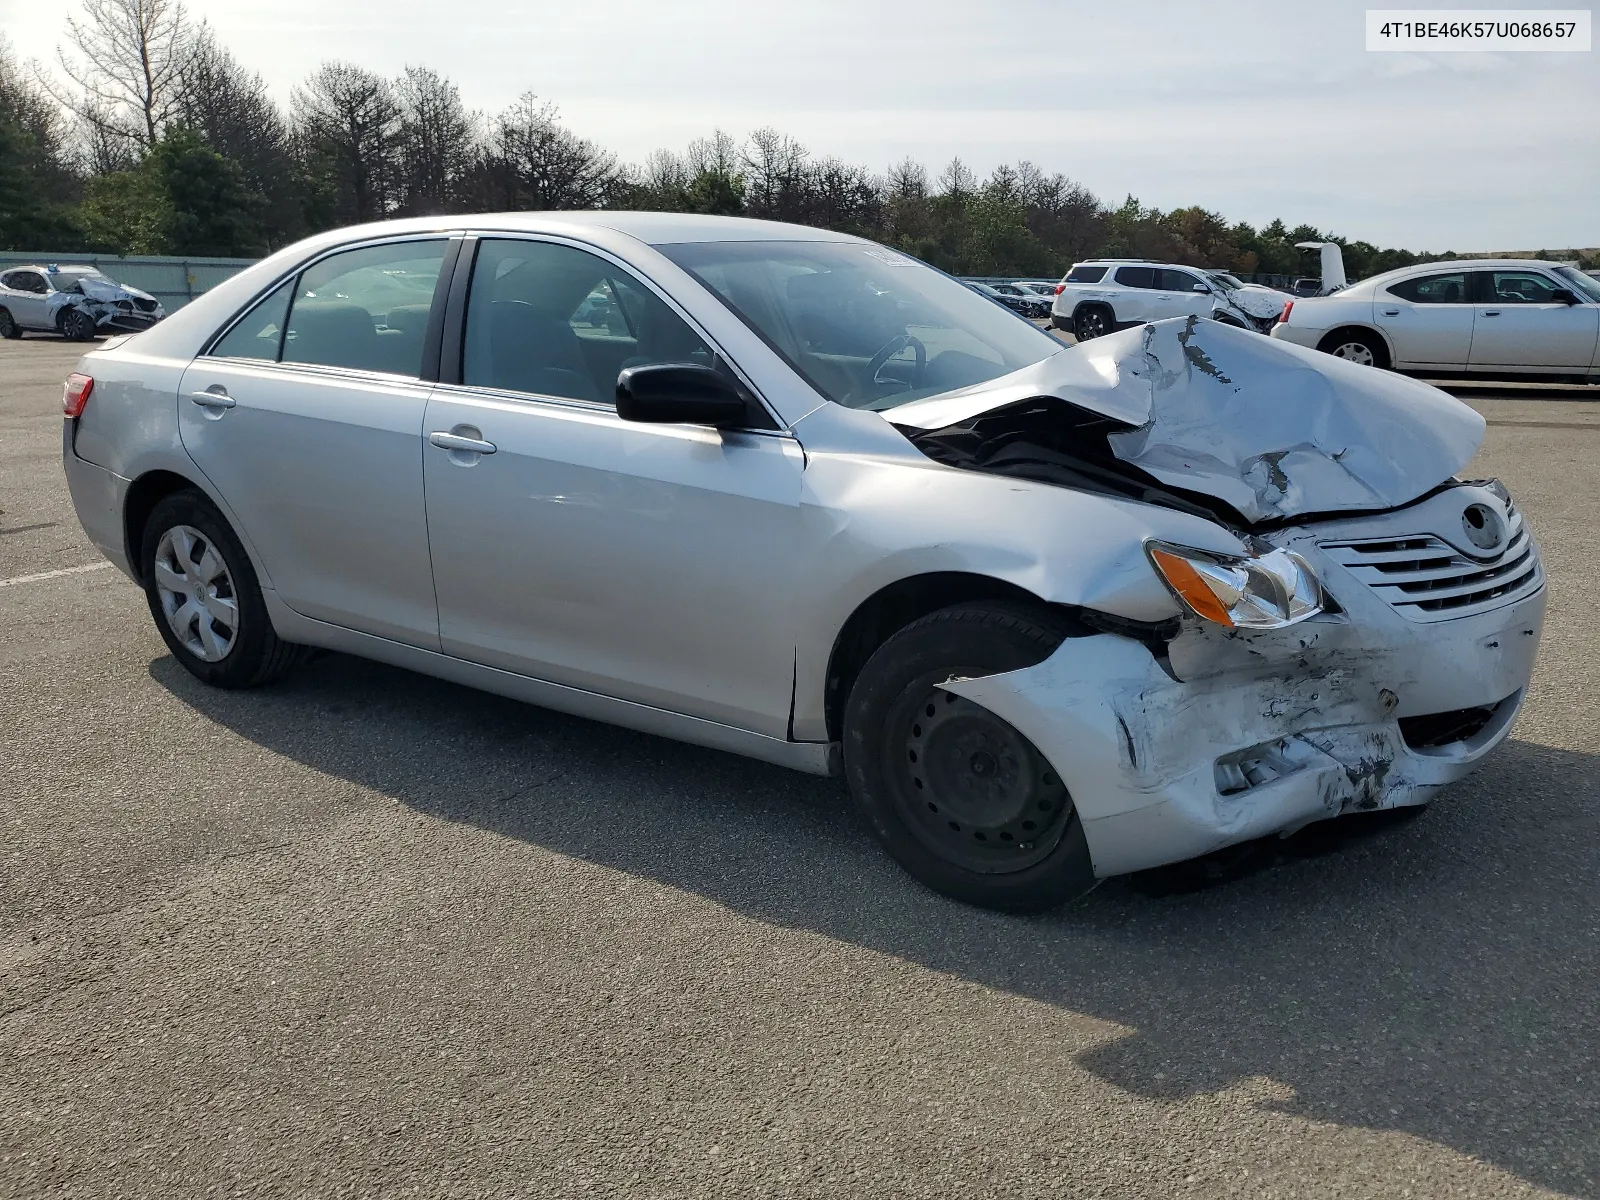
xmin=1554 ymin=266 xmax=1600 ymax=303
xmin=1205 ymin=272 xmax=1242 ymax=291
xmin=658 ymin=240 xmax=1063 ymax=411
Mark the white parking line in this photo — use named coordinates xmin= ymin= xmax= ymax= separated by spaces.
xmin=0 ymin=561 xmax=114 ymax=588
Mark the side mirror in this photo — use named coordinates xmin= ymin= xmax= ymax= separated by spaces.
xmin=615 ymin=362 xmax=751 ymax=427
xmin=1192 ymin=282 xmax=1211 ymax=293
xmin=1551 ymin=288 xmax=1581 ymax=306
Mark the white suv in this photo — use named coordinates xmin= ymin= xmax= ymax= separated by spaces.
xmin=1051 ymin=260 xmax=1280 ymax=340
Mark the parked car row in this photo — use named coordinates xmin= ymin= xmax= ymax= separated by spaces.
xmin=0 ymin=264 xmax=165 ymax=340
xmin=965 ymin=281 xmax=1054 ymax=319
xmin=1049 ymin=259 xmax=1293 ymax=341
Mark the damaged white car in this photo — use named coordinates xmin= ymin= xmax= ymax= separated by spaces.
xmin=0 ymin=264 xmax=165 ymax=341
xmin=61 ymin=214 xmax=1544 ymax=910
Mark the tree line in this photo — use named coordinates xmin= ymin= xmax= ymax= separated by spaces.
xmin=3 ymin=0 xmax=1593 ymax=279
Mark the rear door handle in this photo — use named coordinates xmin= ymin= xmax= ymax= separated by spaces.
xmin=1482 ymin=310 xmax=1500 ymax=317
xmin=429 ymin=431 xmax=497 ymax=455
xmin=188 ymin=388 xmax=236 ymax=408
xmin=1381 ymin=308 xmax=1400 ymax=316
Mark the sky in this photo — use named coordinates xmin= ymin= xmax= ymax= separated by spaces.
xmin=3 ymin=0 xmax=1595 ymax=250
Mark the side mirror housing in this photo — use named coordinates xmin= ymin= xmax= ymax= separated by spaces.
xmin=1192 ymin=282 xmax=1211 ymax=293
xmin=1551 ymin=288 xmax=1581 ymax=306
xmin=615 ymin=363 xmax=752 ymax=427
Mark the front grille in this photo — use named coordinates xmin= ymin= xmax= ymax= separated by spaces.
xmin=1320 ymin=508 xmax=1541 ymax=622
xmin=132 ymin=297 xmax=157 ymax=312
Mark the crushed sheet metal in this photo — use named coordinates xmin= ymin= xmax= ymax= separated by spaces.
xmin=890 ymin=316 xmax=1485 ymax=524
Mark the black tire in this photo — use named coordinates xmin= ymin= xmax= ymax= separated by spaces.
xmin=139 ymin=489 xmax=308 ymax=688
xmin=1073 ymin=305 xmax=1112 ymax=341
xmin=61 ymin=307 xmax=96 ymax=342
xmin=843 ymin=603 xmax=1097 ymax=911
xmin=1317 ymin=328 xmax=1390 ymax=370
xmin=0 ymin=308 xmax=20 ymax=339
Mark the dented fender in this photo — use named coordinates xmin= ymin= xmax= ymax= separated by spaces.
xmin=942 ymin=583 xmax=1545 ymax=877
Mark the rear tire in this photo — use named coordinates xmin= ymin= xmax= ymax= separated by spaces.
xmin=1074 ymin=305 xmax=1113 ymax=341
xmin=139 ymin=489 xmax=309 ymax=688
xmin=1318 ymin=328 xmax=1390 ymax=369
xmin=843 ymin=603 xmax=1097 ymax=911
xmin=0 ymin=309 xmax=20 ymax=339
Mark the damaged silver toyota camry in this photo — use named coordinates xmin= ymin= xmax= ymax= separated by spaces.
xmin=61 ymin=214 xmax=1544 ymax=910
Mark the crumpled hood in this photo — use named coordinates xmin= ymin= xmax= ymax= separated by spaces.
xmin=74 ymin=275 xmax=155 ymax=303
xmin=889 ymin=316 xmax=1484 ymax=524
xmin=1221 ymin=284 xmax=1291 ymax=320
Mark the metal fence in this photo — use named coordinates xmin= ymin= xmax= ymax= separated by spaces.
xmin=0 ymin=252 xmax=257 ymax=312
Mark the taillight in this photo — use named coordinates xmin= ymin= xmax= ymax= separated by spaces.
xmin=1054 ymin=283 xmax=1065 ymax=295
xmin=63 ymin=373 xmax=94 ymax=418
xmin=1278 ymin=300 xmax=1294 ymax=324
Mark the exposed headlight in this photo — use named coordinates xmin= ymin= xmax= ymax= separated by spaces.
xmin=1147 ymin=542 xmax=1324 ymax=629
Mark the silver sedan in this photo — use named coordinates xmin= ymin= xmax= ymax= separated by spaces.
xmin=62 ymin=213 xmax=1545 ymax=910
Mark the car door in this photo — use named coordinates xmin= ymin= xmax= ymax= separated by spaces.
xmin=1372 ymin=270 xmax=1475 ymax=366
xmin=1466 ymin=269 xmax=1600 ymax=370
xmin=1154 ymin=268 xmax=1214 ymax=320
xmin=177 ymin=236 xmax=454 ymax=649
xmin=421 ymin=235 xmax=805 ymax=737
xmin=5 ymin=270 xmax=52 ymax=329
xmin=1109 ymin=266 xmax=1156 ymax=323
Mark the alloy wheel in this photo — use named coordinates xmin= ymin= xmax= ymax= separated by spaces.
xmin=152 ymin=524 xmax=239 ymax=662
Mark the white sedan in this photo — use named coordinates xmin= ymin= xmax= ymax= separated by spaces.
xmin=1271 ymin=259 xmax=1600 ymax=377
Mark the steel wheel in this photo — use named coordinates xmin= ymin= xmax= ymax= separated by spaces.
xmin=152 ymin=524 xmax=239 ymax=662
xmin=1329 ymin=339 xmax=1376 ymax=366
xmin=893 ymin=686 xmax=1072 ymax=875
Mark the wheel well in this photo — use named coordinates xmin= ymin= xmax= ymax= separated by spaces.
xmin=1072 ymin=300 xmax=1113 ymax=321
xmin=1317 ymin=325 xmax=1392 ymax=367
xmin=123 ymin=470 xmax=200 ymax=583
xmin=823 ymin=572 xmax=1046 ymax=741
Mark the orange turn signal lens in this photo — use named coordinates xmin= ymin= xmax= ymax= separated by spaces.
xmin=1149 ymin=547 xmax=1235 ymax=627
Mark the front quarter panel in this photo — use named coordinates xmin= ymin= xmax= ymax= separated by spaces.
xmin=786 ymin=401 xmax=1246 ymax=740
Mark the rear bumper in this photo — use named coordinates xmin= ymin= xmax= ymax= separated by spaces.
xmin=61 ymin=421 xmax=134 ymax=580
xmin=1269 ymin=323 xmax=1320 ymax=350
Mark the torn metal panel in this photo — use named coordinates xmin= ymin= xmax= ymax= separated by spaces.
xmin=942 ymin=569 xmax=1543 ymax=877
xmin=890 ymin=316 xmax=1484 ymax=525
xmin=44 ymin=273 xmax=165 ymax=335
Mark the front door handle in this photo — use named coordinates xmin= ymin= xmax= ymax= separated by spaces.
xmin=429 ymin=430 xmax=497 ymax=455
xmin=1481 ymin=310 xmax=1501 ymax=317
xmin=188 ymin=388 xmax=236 ymax=409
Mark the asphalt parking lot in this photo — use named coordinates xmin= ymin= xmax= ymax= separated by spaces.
xmin=3 ymin=334 xmax=1598 ymax=1199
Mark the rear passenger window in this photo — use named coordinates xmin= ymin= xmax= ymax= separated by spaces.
xmin=211 ymin=279 xmax=294 ymax=361
xmin=462 ymin=239 xmax=713 ymax=404
xmin=1387 ymin=273 xmax=1467 ymax=304
xmin=1114 ymin=266 xmax=1156 ymax=289
xmin=1064 ymin=265 xmax=1107 ymax=283
xmin=281 ymin=241 xmax=447 ymax=376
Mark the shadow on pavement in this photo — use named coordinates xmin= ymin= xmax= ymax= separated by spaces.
xmin=154 ymin=651 xmax=1599 ymax=1197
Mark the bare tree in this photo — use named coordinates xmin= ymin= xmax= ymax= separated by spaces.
xmin=292 ymin=62 xmax=401 ymax=224
xmin=478 ymin=93 xmax=617 ymax=211
xmin=42 ymin=0 xmax=198 ymax=156
xmin=394 ymin=66 xmax=476 ymax=216
xmin=742 ymin=127 xmax=808 ymax=220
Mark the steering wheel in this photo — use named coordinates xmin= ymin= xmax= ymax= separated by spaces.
xmin=866 ymin=334 xmax=926 ymax=390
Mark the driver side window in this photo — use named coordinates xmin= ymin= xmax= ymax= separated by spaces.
xmin=461 ymin=239 xmax=714 ymax=405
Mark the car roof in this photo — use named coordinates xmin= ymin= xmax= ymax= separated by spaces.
xmin=1349 ymin=258 xmax=1576 ymax=292
xmin=285 ymin=211 xmax=869 ymax=248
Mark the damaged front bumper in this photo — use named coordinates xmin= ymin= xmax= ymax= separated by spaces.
xmin=944 ymin=487 xmax=1547 ymax=878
